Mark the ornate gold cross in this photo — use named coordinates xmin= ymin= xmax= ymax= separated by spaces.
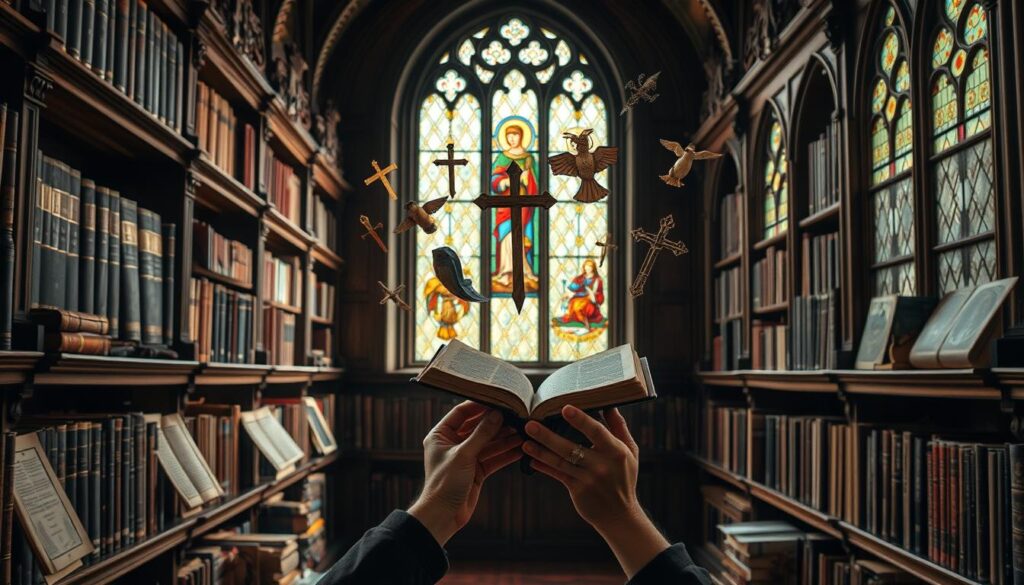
xmin=364 ymin=160 xmax=399 ymax=200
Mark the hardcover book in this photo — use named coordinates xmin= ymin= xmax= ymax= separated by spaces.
xmin=414 ymin=340 xmax=656 ymax=420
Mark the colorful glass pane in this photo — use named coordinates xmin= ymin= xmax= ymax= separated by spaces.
xmin=964 ymin=48 xmax=991 ymax=137
xmin=871 ymin=116 xmax=890 ymax=185
xmin=763 ymin=115 xmax=788 ymax=239
xmin=458 ymin=39 xmax=474 ymax=65
xmin=894 ymin=100 xmax=913 ymax=172
xmin=932 ymin=74 xmax=958 ymax=152
xmin=475 ymin=64 xmax=494 ymax=83
xmin=895 ymin=60 xmax=910 ymax=92
xmin=885 ymin=96 xmax=898 ymax=121
xmin=945 ymin=0 xmax=965 ymax=22
xmin=881 ymin=32 xmax=898 ymax=75
xmin=963 ymin=3 xmax=987 ymax=44
xmin=951 ymin=49 xmax=968 ymax=77
xmin=872 ymin=78 xmax=887 ymax=113
xmin=537 ymin=64 xmax=556 ymax=84
xmin=884 ymin=5 xmax=895 ymax=26
xmin=932 ymin=27 xmax=953 ymax=70
xmin=769 ymin=121 xmax=781 ymax=153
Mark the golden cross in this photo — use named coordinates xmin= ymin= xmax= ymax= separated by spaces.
xmin=364 ymin=160 xmax=399 ymax=200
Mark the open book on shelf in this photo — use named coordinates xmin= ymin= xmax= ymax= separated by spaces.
xmin=414 ymin=340 xmax=656 ymax=420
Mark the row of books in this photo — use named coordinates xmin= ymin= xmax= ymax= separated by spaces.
xmin=42 ymin=0 xmax=184 ymax=131
xmin=790 ymin=291 xmax=838 ymax=370
xmin=712 ymin=318 xmax=744 ymax=372
xmin=260 ymin=473 xmax=328 ymax=569
xmin=806 ymin=117 xmax=842 ymax=216
xmin=311 ymin=196 xmax=337 ymax=250
xmin=752 ymin=246 xmax=786 ymax=309
xmin=264 ymin=251 xmax=301 ymax=308
xmin=263 ymin=306 xmax=297 ymax=366
xmin=265 ymin=151 xmax=302 ymax=225
xmin=718 ymin=192 xmax=743 ymax=260
xmin=336 ymin=394 xmax=461 ymax=451
xmin=758 ymin=415 xmax=845 ymax=512
xmin=750 ymin=320 xmax=787 ymax=371
xmin=800 ymin=232 xmax=839 ymax=297
xmin=197 ymin=81 xmax=256 ymax=188
xmin=33 ymin=153 xmax=176 ymax=347
xmin=0 ymin=105 xmax=19 ymax=349
xmin=714 ymin=266 xmax=742 ymax=323
xmin=312 ymin=279 xmax=335 ymax=322
xmin=194 ymin=219 xmax=253 ymax=287
xmin=189 ymin=276 xmax=255 ymax=363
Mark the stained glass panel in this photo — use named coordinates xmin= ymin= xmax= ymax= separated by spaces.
xmin=490 ymin=298 xmax=539 ymax=360
xmin=951 ymin=49 xmax=968 ymax=77
xmin=763 ymin=117 xmax=788 ymax=239
xmin=946 ymin=0 xmax=965 ymax=22
xmin=872 ymin=79 xmax=887 ymax=114
xmin=895 ymin=60 xmax=910 ymax=92
xmin=932 ymin=75 xmax=958 ymax=152
xmin=933 ymin=27 xmax=953 ymax=70
xmin=964 ymin=48 xmax=991 ymax=137
xmin=894 ymin=100 xmax=913 ymax=172
xmin=881 ymin=32 xmax=898 ymax=74
xmin=963 ymin=3 xmax=987 ymax=44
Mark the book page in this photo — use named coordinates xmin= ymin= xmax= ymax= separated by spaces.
xmin=533 ymin=345 xmax=636 ymax=408
xmin=12 ymin=434 xmax=92 ymax=575
xmin=255 ymin=408 xmax=304 ymax=465
xmin=161 ymin=414 xmax=224 ymax=502
xmin=303 ymin=397 xmax=337 ymax=455
xmin=429 ymin=340 xmax=534 ymax=409
xmin=152 ymin=424 xmax=204 ymax=509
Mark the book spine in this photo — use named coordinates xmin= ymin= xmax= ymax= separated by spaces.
xmin=44 ymin=331 xmax=111 ymax=354
xmin=104 ymin=0 xmax=114 ymax=82
xmin=67 ymin=0 xmax=82 ymax=58
xmin=133 ymin=0 xmax=147 ymax=107
xmin=146 ymin=422 xmax=156 ymax=537
xmin=125 ymin=0 xmax=136 ymax=99
xmin=146 ymin=10 xmax=156 ymax=115
xmin=47 ymin=0 xmax=56 ymax=33
xmin=175 ymin=41 xmax=183 ymax=132
xmin=81 ymin=0 xmax=95 ymax=68
xmin=112 ymin=417 xmax=122 ymax=552
xmin=79 ymin=179 xmax=96 ymax=314
xmin=133 ymin=414 xmax=145 ymax=542
xmin=93 ymin=187 xmax=110 ymax=320
xmin=137 ymin=208 xmax=162 ymax=345
xmin=65 ymin=420 xmax=78 ymax=515
xmin=102 ymin=418 xmax=114 ymax=556
xmin=93 ymin=0 xmax=108 ymax=80
xmin=158 ymin=22 xmax=168 ymax=124
xmin=107 ymin=192 xmax=120 ymax=337
xmin=1 ymin=432 xmax=14 ymax=585
xmin=122 ymin=415 xmax=132 ymax=547
xmin=162 ymin=223 xmax=175 ymax=345
xmin=56 ymin=0 xmax=68 ymax=43
xmin=0 ymin=110 xmax=16 ymax=350
xmin=167 ymin=27 xmax=177 ymax=130
xmin=89 ymin=423 xmax=101 ymax=562
xmin=114 ymin=0 xmax=128 ymax=91
xmin=76 ymin=422 xmax=89 ymax=559
xmin=30 ymin=151 xmax=43 ymax=308
xmin=1011 ymin=444 xmax=1024 ymax=585
xmin=119 ymin=197 xmax=140 ymax=341
xmin=45 ymin=157 xmax=67 ymax=308
xmin=64 ymin=165 xmax=81 ymax=311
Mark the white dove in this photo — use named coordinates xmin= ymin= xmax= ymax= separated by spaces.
xmin=659 ymin=140 xmax=722 ymax=187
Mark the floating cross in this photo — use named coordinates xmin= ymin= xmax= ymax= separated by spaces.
xmin=595 ymin=231 xmax=617 ymax=268
xmin=629 ymin=214 xmax=688 ymax=297
xmin=473 ymin=162 xmax=556 ymax=313
xmin=432 ymin=143 xmax=468 ymax=199
xmin=359 ymin=214 xmax=388 ymax=253
xmin=364 ymin=160 xmax=399 ymax=200
xmin=378 ymin=281 xmax=412 ymax=312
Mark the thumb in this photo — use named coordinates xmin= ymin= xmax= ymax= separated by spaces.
xmin=458 ymin=409 xmax=504 ymax=457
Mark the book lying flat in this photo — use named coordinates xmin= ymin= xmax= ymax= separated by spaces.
xmin=413 ymin=340 xmax=656 ymax=420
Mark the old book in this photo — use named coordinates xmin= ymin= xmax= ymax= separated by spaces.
xmin=64 ymin=165 xmax=81 ymax=311
xmin=175 ymin=42 xmax=183 ymax=131
xmin=113 ymin=0 xmax=128 ymax=91
xmin=938 ymin=277 xmax=1018 ymax=368
xmin=11 ymin=433 xmax=93 ymax=580
xmin=106 ymin=191 xmax=121 ymax=338
xmin=67 ymin=0 xmax=82 ymax=57
xmin=241 ymin=407 xmax=304 ymax=478
xmin=909 ymin=287 xmax=974 ymax=368
xmin=0 ymin=108 xmax=15 ymax=349
xmin=303 ymin=397 xmax=337 ymax=455
xmin=415 ymin=340 xmax=655 ymax=420
xmin=81 ymin=0 xmax=95 ymax=67
xmin=92 ymin=0 xmax=109 ymax=79
xmin=118 ymin=198 xmax=141 ymax=341
xmin=29 ymin=307 xmax=109 ymax=334
xmin=55 ymin=0 xmax=68 ymax=42
xmin=93 ymin=187 xmax=110 ymax=320
xmin=125 ymin=0 xmax=136 ymax=98
xmin=30 ymin=151 xmax=44 ymax=308
xmin=162 ymin=222 xmax=175 ymax=345
xmin=133 ymin=0 xmax=147 ymax=107
xmin=112 ymin=417 xmax=121 ymax=552
xmin=44 ymin=331 xmax=110 ymax=355
xmin=855 ymin=295 xmax=936 ymax=370
xmin=43 ymin=158 xmax=67 ymax=309
xmin=137 ymin=207 xmax=162 ymax=345
xmin=148 ymin=12 xmax=158 ymax=115
xmin=103 ymin=0 xmax=114 ymax=82
xmin=88 ymin=423 xmax=100 ymax=562
xmin=154 ymin=414 xmax=223 ymax=507
xmin=78 ymin=179 xmax=96 ymax=313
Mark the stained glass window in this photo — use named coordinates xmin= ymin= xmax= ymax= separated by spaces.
xmin=929 ymin=1 xmax=997 ymax=293
xmin=868 ymin=3 xmax=915 ymax=295
xmin=762 ymin=116 xmax=788 ymax=240
xmin=413 ymin=14 xmax=613 ymax=363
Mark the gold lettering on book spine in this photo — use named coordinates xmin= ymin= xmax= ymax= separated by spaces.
xmin=121 ymin=222 xmax=137 ymax=246
xmin=139 ymin=230 xmax=162 ymax=255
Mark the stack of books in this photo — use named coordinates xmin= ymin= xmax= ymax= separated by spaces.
xmin=264 ymin=151 xmax=302 ymax=225
xmin=806 ymin=117 xmax=842 ymax=216
xmin=260 ymin=473 xmax=328 ymax=569
xmin=719 ymin=192 xmax=743 ymax=259
xmin=791 ymin=232 xmax=840 ymax=370
xmin=200 ymin=532 xmax=302 ymax=584
xmin=30 ymin=307 xmax=111 ymax=355
xmin=189 ymin=276 xmax=255 ymax=363
xmin=752 ymin=246 xmax=787 ymax=310
xmin=194 ymin=220 xmax=253 ymax=286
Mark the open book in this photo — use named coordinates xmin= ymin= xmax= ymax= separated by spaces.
xmin=414 ymin=340 xmax=656 ymax=420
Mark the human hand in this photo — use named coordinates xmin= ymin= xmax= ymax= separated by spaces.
xmin=522 ymin=405 xmax=669 ymax=578
xmin=408 ymin=401 xmax=523 ymax=546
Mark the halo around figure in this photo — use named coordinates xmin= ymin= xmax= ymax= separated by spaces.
xmin=494 ymin=115 xmax=536 ymax=152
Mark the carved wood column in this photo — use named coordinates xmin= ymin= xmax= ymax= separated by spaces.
xmin=177 ymin=170 xmax=198 ymax=356
xmin=14 ymin=65 xmax=51 ymax=321
xmin=254 ymin=215 xmax=268 ymax=363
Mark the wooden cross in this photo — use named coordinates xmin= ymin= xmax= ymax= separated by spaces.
xmin=364 ymin=160 xmax=399 ymax=200
xmin=629 ymin=214 xmax=688 ymax=297
xmin=359 ymin=214 xmax=388 ymax=253
xmin=432 ymin=143 xmax=468 ymax=198
xmin=596 ymin=231 xmax=617 ymax=267
xmin=378 ymin=281 xmax=412 ymax=312
xmin=473 ymin=162 xmax=556 ymax=313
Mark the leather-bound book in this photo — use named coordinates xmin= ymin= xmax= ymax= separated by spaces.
xmin=55 ymin=0 xmax=68 ymax=42
xmin=132 ymin=413 xmax=146 ymax=543
xmin=89 ymin=422 xmax=101 ymax=562
xmin=145 ymin=421 xmax=157 ymax=536
xmin=146 ymin=11 xmax=157 ymax=115
xmin=133 ymin=0 xmax=147 ymax=107
xmin=161 ymin=223 xmax=175 ymax=345
xmin=67 ymin=0 xmax=82 ymax=58
xmin=64 ymin=164 xmax=81 ymax=311
xmin=65 ymin=421 xmax=78 ymax=513
xmin=118 ymin=197 xmax=141 ymax=342
xmin=1011 ymin=444 xmax=1024 ymax=585
xmin=102 ymin=418 xmax=116 ymax=556
xmin=137 ymin=207 xmax=162 ymax=345
xmin=44 ymin=331 xmax=111 ymax=355
xmin=79 ymin=178 xmax=96 ymax=313
xmin=107 ymin=191 xmax=121 ymax=338
xmin=103 ymin=0 xmax=114 ymax=82
xmin=113 ymin=0 xmax=129 ymax=91
xmin=112 ymin=417 xmax=122 ymax=553
xmin=31 ymin=152 xmax=44 ymax=307
xmin=122 ymin=415 xmax=133 ymax=547
xmin=92 ymin=0 xmax=108 ymax=81
xmin=40 ymin=157 xmax=63 ymax=307
xmin=159 ymin=21 xmax=169 ymax=124
xmin=125 ymin=0 xmax=137 ymax=99
xmin=167 ymin=27 xmax=177 ymax=129
xmin=81 ymin=0 xmax=95 ymax=68
xmin=175 ymin=41 xmax=183 ymax=131
xmin=93 ymin=186 xmax=111 ymax=320
xmin=76 ymin=422 xmax=90 ymax=538
xmin=1 ymin=431 xmax=15 ymax=584
xmin=0 ymin=109 xmax=16 ymax=349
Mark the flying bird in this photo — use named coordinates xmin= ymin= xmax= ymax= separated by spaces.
xmin=658 ymin=140 xmax=722 ymax=187
xmin=548 ymin=129 xmax=619 ymax=203
xmin=394 ymin=195 xmax=449 ymax=234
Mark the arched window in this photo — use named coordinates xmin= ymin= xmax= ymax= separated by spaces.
xmin=868 ymin=3 xmax=915 ymax=295
xmin=412 ymin=13 xmax=615 ymax=364
xmin=928 ymin=0 xmax=996 ymax=292
xmin=761 ymin=111 xmax=788 ymax=240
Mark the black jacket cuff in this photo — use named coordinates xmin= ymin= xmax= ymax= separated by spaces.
xmin=383 ymin=510 xmax=449 ymax=581
xmin=628 ymin=543 xmax=708 ymax=584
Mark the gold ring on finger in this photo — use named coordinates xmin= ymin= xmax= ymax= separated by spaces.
xmin=567 ymin=444 xmax=586 ymax=466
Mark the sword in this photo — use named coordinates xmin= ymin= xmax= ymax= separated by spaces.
xmin=359 ymin=215 xmax=388 ymax=253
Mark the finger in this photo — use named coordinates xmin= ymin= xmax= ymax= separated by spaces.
xmin=522 ymin=440 xmax=585 ymax=479
xmin=529 ymin=458 xmax=576 ymax=488
xmin=603 ymin=407 xmax=639 ymax=456
xmin=478 ymin=432 xmax=524 ymax=461
xmin=481 ymin=449 xmax=522 ymax=479
xmin=436 ymin=401 xmax=489 ymax=436
xmin=562 ymin=405 xmax=617 ymax=449
xmin=458 ymin=409 xmax=505 ymax=456
xmin=523 ymin=420 xmax=582 ymax=460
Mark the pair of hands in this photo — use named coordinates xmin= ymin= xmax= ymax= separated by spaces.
xmin=407 ymin=401 xmax=669 ymax=578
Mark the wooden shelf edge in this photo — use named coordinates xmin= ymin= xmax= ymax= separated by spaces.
xmin=197 ymin=14 xmax=273 ymax=111
xmin=753 ymin=302 xmax=789 ymax=314
xmin=753 ymin=231 xmax=788 ymax=251
xmin=798 ymin=202 xmax=840 ymax=229
xmin=193 ymin=156 xmax=264 ymax=218
xmin=688 ymin=455 xmax=980 ymax=585
xmin=192 ymin=263 xmax=254 ymax=291
xmin=311 ymin=242 xmax=343 ymax=271
xmin=267 ymin=96 xmax=318 ymax=167
xmin=313 ymin=153 xmax=351 ymax=200
xmin=265 ymin=208 xmax=314 ymax=252
xmin=35 ymin=354 xmax=200 ymax=386
xmin=0 ymin=2 xmax=42 ymax=58
xmin=713 ymin=252 xmax=743 ymax=270
xmin=697 ymin=368 xmax=1006 ymax=399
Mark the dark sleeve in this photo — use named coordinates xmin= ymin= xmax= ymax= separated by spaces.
xmin=627 ymin=543 xmax=712 ymax=585
xmin=318 ymin=510 xmax=449 ymax=585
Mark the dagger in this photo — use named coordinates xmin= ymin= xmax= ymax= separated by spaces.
xmin=359 ymin=215 xmax=388 ymax=253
